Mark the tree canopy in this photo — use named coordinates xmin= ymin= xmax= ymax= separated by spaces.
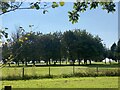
xmin=2 ymin=29 xmax=107 ymax=66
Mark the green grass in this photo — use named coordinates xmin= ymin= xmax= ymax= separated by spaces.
xmin=1 ymin=62 xmax=119 ymax=80
xmin=1 ymin=77 xmax=118 ymax=88
xmin=0 ymin=62 xmax=119 ymax=88
xmin=1 ymin=66 xmax=118 ymax=79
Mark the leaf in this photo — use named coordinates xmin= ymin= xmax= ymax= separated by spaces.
xmin=30 ymin=5 xmax=35 ymax=9
xmin=5 ymin=33 xmax=8 ymax=38
xmin=59 ymin=1 xmax=65 ymax=6
xmin=27 ymin=33 xmax=30 ymax=36
xmin=43 ymin=10 xmax=48 ymax=14
xmin=25 ymin=37 xmax=28 ymax=40
xmin=52 ymin=2 xmax=59 ymax=8
xmin=34 ymin=3 xmax=40 ymax=10
xmin=2 ymin=9 xmax=7 ymax=13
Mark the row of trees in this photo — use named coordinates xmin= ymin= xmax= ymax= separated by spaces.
xmin=2 ymin=28 xmax=119 ymax=66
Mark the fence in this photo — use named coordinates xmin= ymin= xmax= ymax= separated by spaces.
xmin=1 ymin=66 xmax=118 ymax=80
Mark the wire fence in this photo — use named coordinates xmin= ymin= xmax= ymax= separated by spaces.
xmin=1 ymin=66 xmax=118 ymax=80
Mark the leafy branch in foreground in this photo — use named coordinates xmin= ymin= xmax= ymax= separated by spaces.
xmin=0 ymin=1 xmax=116 ymax=24
xmin=69 ymin=1 xmax=116 ymax=24
xmin=0 ymin=28 xmax=8 ymax=38
xmin=0 ymin=1 xmax=65 ymax=15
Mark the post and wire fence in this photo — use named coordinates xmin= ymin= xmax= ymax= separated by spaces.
xmin=1 ymin=65 xmax=118 ymax=81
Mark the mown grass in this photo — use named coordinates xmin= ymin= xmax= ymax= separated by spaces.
xmin=0 ymin=62 xmax=119 ymax=89
xmin=1 ymin=77 xmax=118 ymax=88
xmin=1 ymin=63 xmax=119 ymax=80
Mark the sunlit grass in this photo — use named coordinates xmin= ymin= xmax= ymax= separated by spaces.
xmin=1 ymin=63 xmax=118 ymax=80
xmin=2 ymin=77 xmax=118 ymax=88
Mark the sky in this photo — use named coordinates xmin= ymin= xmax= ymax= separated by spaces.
xmin=0 ymin=2 xmax=118 ymax=48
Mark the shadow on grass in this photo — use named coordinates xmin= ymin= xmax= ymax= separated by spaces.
xmin=85 ymin=63 xmax=119 ymax=68
xmin=3 ymin=63 xmax=119 ymax=68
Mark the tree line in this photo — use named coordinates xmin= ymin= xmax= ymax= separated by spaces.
xmin=2 ymin=28 xmax=119 ymax=66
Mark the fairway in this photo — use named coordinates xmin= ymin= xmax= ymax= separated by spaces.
xmin=1 ymin=77 xmax=118 ymax=88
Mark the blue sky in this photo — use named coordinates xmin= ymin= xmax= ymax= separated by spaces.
xmin=1 ymin=2 xmax=118 ymax=48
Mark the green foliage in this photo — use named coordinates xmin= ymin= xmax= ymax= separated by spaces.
xmin=2 ymin=29 xmax=107 ymax=66
xmin=62 ymin=29 xmax=105 ymax=63
xmin=68 ymin=11 xmax=80 ymax=24
xmin=0 ymin=30 xmax=8 ymax=38
xmin=2 ymin=42 xmax=11 ymax=60
xmin=0 ymin=1 xmax=116 ymax=24
xmin=0 ymin=1 xmax=65 ymax=15
xmin=52 ymin=2 xmax=59 ymax=8
xmin=69 ymin=2 xmax=116 ymax=24
xmin=59 ymin=1 xmax=65 ymax=6
xmin=116 ymin=39 xmax=120 ymax=60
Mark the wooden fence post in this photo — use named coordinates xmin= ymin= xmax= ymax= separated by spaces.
xmin=96 ymin=66 xmax=98 ymax=75
xmin=73 ymin=64 xmax=75 ymax=74
xmin=49 ymin=65 xmax=50 ymax=76
xmin=22 ymin=67 xmax=24 ymax=79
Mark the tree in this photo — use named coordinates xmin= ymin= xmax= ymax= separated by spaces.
xmin=62 ymin=30 xmax=77 ymax=65
xmin=52 ymin=32 xmax=62 ymax=65
xmin=75 ymin=30 xmax=104 ymax=64
xmin=10 ymin=27 xmax=27 ymax=66
xmin=2 ymin=42 xmax=11 ymax=65
xmin=0 ymin=30 xmax=8 ymax=38
xmin=116 ymin=39 xmax=120 ymax=62
xmin=68 ymin=1 xmax=116 ymax=24
xmin=4 ymin=28 xmax=106 ymax=67
xmin=0 ymin=1 xmax=65 ymax=15
xmin=0 ymin=1 xmax=116 ymax=24
xmin=39 ymin=34 xmax=52 ymax=65
xmin=62 ymin=29 xmax=105 ymax=65
xmin=110 ymin=42 xmax=117 ymax=62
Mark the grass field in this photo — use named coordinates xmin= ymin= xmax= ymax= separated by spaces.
xmin=1 ymin=63 xmax=118 ymax=80
xmin=0 ymin=62 xmax=119 ymax=88
xmin=1 ymin=77 xmax=118 ymax=88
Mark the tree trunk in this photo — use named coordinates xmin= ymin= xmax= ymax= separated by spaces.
xmin=60 ymin=58 xmax=61 ymax=65
xmin=109 ymin=59 xmax=111 ymax=64
xmin=25 ymin=62 xmax=27 ymax=66
xmin=46 ymin=61 xmax=48 ymax=65
xmin=84 ymin=59 xmax=87 ymax=65
xmin=66 ymin=59 xmax=67 ymax=65
xmin=78 ymin=59 xmax=80 ymax=65
xmin=105 ymin=58 xmax=106 ymax=64
xmin=49 ymin=59 xmax=51 ymax=65
xmin=84 ymin=59 xmax=86 ymax=65
xmin=17 ymin=62 xmax=19 ymax=66
xmin=22 ymin=61 xmax=24 ymax=66
xmin=33 ymin=62 xmax=35 ymax=66
xmin=8 ymin=63 xmax=10 ymax=67
xmin=89 ymin=60 xmax=91 ymax=65
xmin=39 ymin=60 xmax=40 ymax=63
xmin=72 ymin=60 xmax=74 ymax=65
